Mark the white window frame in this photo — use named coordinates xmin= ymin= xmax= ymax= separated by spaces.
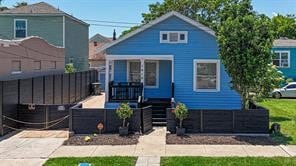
xmin=273 ymin=50 xmax=290 ymax=68
xmin=127 ymin=60 xmax=159 ymax=88
xmin=160 ymin=31 xmax=188 ymax=43
xmin=127 ymin=60 xmax=141 ymax=82
xmin=144 ymin=60 xmax=159 ymax=88
xmin=14 ymin=19 xmax=27 ymax=38
xmin=193 ymin=59 xmax=220 ymax=92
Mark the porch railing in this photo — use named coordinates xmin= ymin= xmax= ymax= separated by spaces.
xmin=108 ymin=81 xmax=143 ymax=102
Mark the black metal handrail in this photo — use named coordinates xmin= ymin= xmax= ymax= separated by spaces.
xmin=108 ymin=81 xmax=143 ymax=102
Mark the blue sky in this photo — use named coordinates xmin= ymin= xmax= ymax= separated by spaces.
xmin=1 ymin=0 xmax=296 ymax=38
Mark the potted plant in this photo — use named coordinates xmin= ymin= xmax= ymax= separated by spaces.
xmin=116 ymin=103 xmax=133 ymax=136
xmin=173 ymin=103 xmax=188 ymax=136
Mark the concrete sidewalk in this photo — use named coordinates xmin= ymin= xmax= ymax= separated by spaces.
xmin=0 ymin=130 xmax=67 ymax=166
xmin=51 ymin=128 xmax=296 ymax=157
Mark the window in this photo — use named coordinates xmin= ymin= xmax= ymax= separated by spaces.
xmin=193 ymin=59 xmax=220 ymax=92
xmin=286 ymin=84 xmax=296 ymax=89
xmin=14 ymin=19 xmax=27 ymax=38
xmin=11 ymin=60 xmax=21 ymax=74
xmin=49 ymin=61 xmax=56 ymax=69
xmin=128 ymin=61 xmax=141 ymax=82
xmin=273 ymin=51 xmax=290 ymax=68
xmin=160 ymin=31 xmax=188 ymax=43
xmin=33 ymin=61 xmax=41 ymax=70
xmin=145 ymin=61 xmax=158 ymax=88
xmin=127 ymin=61 xmax=159 ymax=87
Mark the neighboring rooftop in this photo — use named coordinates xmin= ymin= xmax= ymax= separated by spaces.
xmin=0 ymin=2 xmax=88 ymax=26
xmin=89 ymin=33 xmax=112 ymax=43
xmin=274 ymin=37 xmax=296 ymax=47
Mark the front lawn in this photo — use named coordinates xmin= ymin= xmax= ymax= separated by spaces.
xmin=44 ymin=157 xmax=137 ymax=166
xmin=161 ymin=157 xmax=296 ymax=166
xmin=258 ymin=99 xmax=296 ymax=145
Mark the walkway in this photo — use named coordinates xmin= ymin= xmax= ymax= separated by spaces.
xmin=0 ymin=130 xmax=68 ymax=166
xmin=50 ymin=127 xmax=296 ymax=166
xmin=80 ymin=93 xmax=105 ymax=108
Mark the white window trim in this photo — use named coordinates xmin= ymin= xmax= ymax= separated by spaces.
xmin=273 ymin=50 xmax=290 ymax=68
xmin=14 ymin=19 xmax=27 ymax=38
xmin=160 ymin=31 xmax=188 ymax=43
xmin=144 ymin=60 xmax=159 ymax=88
xmin=127 ymin=60 xmax=159 ymax=88
xmin=193 ymin=59 xmax=220 ymax=92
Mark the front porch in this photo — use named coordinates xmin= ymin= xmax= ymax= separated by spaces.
xmin=105 ymin=55 xmax=175 ymax=103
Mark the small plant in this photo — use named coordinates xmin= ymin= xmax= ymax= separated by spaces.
xmin=174 ymin=103 xmax=188 ymax=129
xmin=84 ymin=136 xmax=91 ymax=142
xmin=286 ymin=78 xmax=294 ymax=84
xmin=116 ymin=103 xmax=133 ymax=136
xmin=65 ymin=63 xmax=76 ymax=73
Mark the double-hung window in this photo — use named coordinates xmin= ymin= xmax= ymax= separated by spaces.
xmin=160 ymin=31 xmax=188 ymax=43
xmin=193 ymin=59 xmax=220 ymax=92
xmin=273 ymin=51 xmax=290 ymax=68
xmin=127 ymin=61 xmax=159 ymax=88
xmin=14 ymin=19 xmax=27 ymax=38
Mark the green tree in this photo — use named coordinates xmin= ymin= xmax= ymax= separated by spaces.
xmin=121 ymin=0 xmax=239 ymax=36
xmin=13 ymin=1 xmax=27 ymax=8
xmin=65 ymin=63 xmax=76 ymax=73
xmin=0 ymin=0 xmax=9 ymax=11
xmin=271 ymin=14 xmax=296 ymax=39
xmin=217 ymin=0 xmax=280 ymax=110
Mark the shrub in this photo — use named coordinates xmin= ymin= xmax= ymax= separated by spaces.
xmin=65 ymin=63 xmax=76 ymax=73
xmin=116 ymin=103 xmax=133 ymax=127
xmin=174 ymin=103 xmax=188 ymax=128
xmin=286 ymin=78 xmax=294 ymax=84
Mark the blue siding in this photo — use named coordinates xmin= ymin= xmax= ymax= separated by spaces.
xmin=272 ymin=47 xmax=296 ymax=79
xmin=107 ymin=16 xmax=241 ymax=109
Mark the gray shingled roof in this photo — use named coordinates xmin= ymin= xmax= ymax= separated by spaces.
xmin=0 ymin=2 xmax=63 ymax=14
xmin=274 ymin=38 xmax=296 ymax=47
xmin=0 ymin=2 xmax=88 ymax=26
xmin=89 ymin=34 xmax=111 ymax=43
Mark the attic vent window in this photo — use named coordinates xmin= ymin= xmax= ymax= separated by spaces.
xmin=160 ymin=31 xmax=188 ymax=43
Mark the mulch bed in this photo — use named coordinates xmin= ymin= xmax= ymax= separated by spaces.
xmin=166 ymin=134 xmax=276 ymax=145
xmin=64 ymin=134 xmax=139 ymax=145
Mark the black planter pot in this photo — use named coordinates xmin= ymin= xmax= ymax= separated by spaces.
xmin=119 ymin=126 xmax=129 ymax=136
xmin=176 ymin=127 xmax=185 ymax=136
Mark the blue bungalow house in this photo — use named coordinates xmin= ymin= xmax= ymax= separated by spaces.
xmin=273 ymin=38 xmax=296 ymax=80
xmin=101 ymin=11 xmax=242 ymax=115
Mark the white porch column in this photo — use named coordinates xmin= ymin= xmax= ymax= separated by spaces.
xmin=105 ymin=59 xmax=110 ymax=102
xmin=140 ymin=58 xmax=145 ymax=97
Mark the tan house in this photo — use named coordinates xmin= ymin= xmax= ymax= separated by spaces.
xmin=89 ymin=33 xmax=112 ymax=70
xmin=0 ymin=36 xmax=64 ymax=80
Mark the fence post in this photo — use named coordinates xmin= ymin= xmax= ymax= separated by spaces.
xmin=74 ymin=73 xmax=77 ymax=102
xmin=80 ymin=72 xmax=82 ymax=100
xmin=45 ymin=106 xmax=49 ymax=129
xmin=200 ymin=110 xmax=203 ymax=133
xmin=69 ymin=107 xmax=73 ymax=132
xmin=31 ymin=78 xmax=34 ymax=103
xmin=61 ymin=74 xmax=64 ymax=104
xmin=68 ymin=74 xmax=71 ymax=104
xmin=43 ymin=76 xmax=45 ymax=104
xmin=0 ymin=81 xmax=3 ymax=136
xmin=232 ymin=111 xmax=235 ymax=133
xmin=53 ymin=75 xmax=55 ymax=104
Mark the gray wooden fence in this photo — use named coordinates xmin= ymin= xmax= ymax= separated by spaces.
xmin=0 ymin=70 xmax=98 ymax=135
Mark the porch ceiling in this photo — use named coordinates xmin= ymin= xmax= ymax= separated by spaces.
xmin=106 ymin=55 xmax=174 ymax=60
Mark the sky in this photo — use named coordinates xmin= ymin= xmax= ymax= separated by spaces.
xmin=1 ymin=0 xmax=296 ymax=38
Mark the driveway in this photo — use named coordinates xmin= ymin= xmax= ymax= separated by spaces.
xmin=0 ymin=130 xmax=67 ymax=166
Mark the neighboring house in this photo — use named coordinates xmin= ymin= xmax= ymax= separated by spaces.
xmin=0 ymin=2 xmax=89 ymax=71
xmin=89 ymin=33 xmax=112 ymax=69
xmin=0 ymin=36 xmax=64 ymax=80
xmin=102 ymin=11 xmax=241 ymax=110
xmin=273 ymin=38 xmax=296 ymax=80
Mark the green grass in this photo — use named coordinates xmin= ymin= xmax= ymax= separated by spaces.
xmin=43 ymin=157 xmax=137 ymax=166
xmin=258 ymin=99 xmax=296 ymax=145
xmin=161 ymin=157 xmax=296 ymax=166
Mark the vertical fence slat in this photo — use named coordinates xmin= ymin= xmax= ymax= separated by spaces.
xmin=0 ymin=81 xmax=3 ymax=136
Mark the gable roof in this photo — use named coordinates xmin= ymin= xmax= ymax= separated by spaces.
xmin=98 ymin=11 xmax=215 ymax=52
xmin=89 ymin=33 xmax=111 ymax=43
xmin=0 ymin=2 xmax=88 ymax=26
xmin=273 ymin=38 xmax=296 ymax=47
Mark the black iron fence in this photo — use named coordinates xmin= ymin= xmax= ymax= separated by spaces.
xmin=108 ymin=82 xmax=143 ymax=102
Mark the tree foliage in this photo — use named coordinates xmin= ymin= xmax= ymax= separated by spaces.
xmin=271 ymin=14 xmax=296 ymax=39
xmin=13 ymin=1 xmax=27 ymax=8
xmin=65 ymin=63 xmax=76 ymax=73
xmin=174 ymin=103 xmax=188 ymax=128
xmin=116 ymin=103 xmax=133 ymax=127
xmin=217 ymin=0 xmax=282 ymax=110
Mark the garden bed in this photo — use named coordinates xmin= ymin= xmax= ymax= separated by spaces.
xmin=166 ymin=134 xmax=276 ymax=145
xmin=64 ymin=134 xmax=139 ymax=145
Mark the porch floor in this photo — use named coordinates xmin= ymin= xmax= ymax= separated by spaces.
xmin=80 ymin=93 xmax=105 ymax=108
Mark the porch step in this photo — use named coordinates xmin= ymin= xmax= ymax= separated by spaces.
xmin=152 ymin=118 xmax=167 ymax=122
xmin=152 ymin=114 xmax=166 ymax=118
xmin=152 ymin=121 xmax=167 ymax=126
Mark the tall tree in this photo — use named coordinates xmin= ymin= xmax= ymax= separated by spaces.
xmin=121 ymin=0 xmax=239 ymax=36
xmin=0 ymin=0 xmax=8 ymax=11
xmin=13 ymin=1 xmax=27 ymax=8
xmin=272 ymin=14 xmax=296 ymax=39
xmin=217 ymin=0 xmax=282 ymax=110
